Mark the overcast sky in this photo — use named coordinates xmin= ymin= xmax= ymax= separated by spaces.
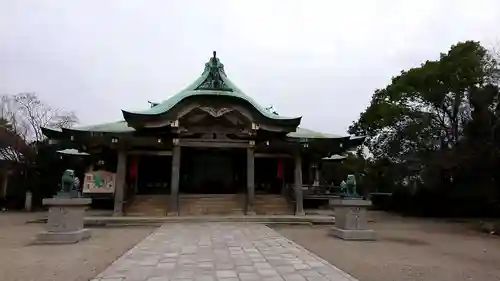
xmin=1 ymin=1 xmax=499 ymax=135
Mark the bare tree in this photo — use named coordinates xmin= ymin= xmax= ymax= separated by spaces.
xmin=0 ymin=93 xmax=78 ymax=163
xmin=9 ymin=93 xmax=78 ymax=141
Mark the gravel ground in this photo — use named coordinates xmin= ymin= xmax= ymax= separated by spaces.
xmin=0 ymin=212 xmax=155 ymax=281
xmin=274 ymin=211 xmax=500 ymax=281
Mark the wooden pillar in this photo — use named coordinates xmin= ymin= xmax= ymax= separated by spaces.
xmin=294 ymin=152 xmax=305 ymax=215
xmin=1 ymin=172 xmax=8 ymax=199
xmin=246 ymin=146 xmax=255 ymax=215
xmin=280 ymin=159 xmax=286 ymax=196
xmin=313 ymin=163 xmax=320 ymax=186
xmin=114 ymin=150 xmax=127 ymax=216
xmin=169 ymin=145 xmax=181 ymax=216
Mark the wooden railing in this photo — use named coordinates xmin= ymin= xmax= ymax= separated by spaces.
xmin=285 ymin=184 xmax=344 ymax=201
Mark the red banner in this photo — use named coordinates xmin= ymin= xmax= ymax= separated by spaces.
xmin=129 ymin=157 xmax=138 ymax=180
xmin=277 ymin=158 xmax=284 ymax=179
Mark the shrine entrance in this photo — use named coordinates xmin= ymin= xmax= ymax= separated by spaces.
xmin=136 ymin=155 xmax=172 ymax=194
xmin=180 ymin=147 xmax=246 ymax=194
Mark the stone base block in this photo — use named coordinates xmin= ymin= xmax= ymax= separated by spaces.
xmin=329 ymin=227 xmax=376 ymax=241
xmin=35 ymin=229 xmax=91 ymax=244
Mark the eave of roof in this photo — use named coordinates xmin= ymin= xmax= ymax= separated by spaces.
xmin=322 ymin=154 xmax=347 ymax=161
xmin=63 ymin=121 xmax=134 ymax=133
xmin=287 ymin=127 xmax=347 ymax=139
xmin=42 ymin=121 xmax=350 ymax=141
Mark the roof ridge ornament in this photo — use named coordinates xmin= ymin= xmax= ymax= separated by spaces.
xmin=265 ymin=105 xmax=279 ymax=116
xmin=148 ymin=101 xmax=159 ymax=108
xmin=196 ymin=51 xmax=233 ymax=92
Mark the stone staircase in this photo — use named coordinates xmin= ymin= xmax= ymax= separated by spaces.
xmin=126 ymin=195 xmax=169 ymax=217
xmin=179 ymin=194 xmax=245 ymax=216
xmin=253 ymin=194 xmax=294 ymax=215
xmin=125 ymin=194 xmax=293 ymax=216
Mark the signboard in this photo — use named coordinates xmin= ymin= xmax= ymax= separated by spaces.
xmin=83 ymin=170 xmax=116 ymax=194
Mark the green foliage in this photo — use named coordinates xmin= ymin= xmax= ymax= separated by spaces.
xmin=348 ymin=41 xmax=500 ymax=216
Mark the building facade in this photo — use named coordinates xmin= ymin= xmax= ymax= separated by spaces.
xmin=42 ymin=52 xmax=363 ymax=216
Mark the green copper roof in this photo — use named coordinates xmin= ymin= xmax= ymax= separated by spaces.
xmin=322 ymin=154 xmax=347 ymax=161
xmin=287 ymin=127 xmax=345 ymax=139
xmin=122 ymin=51 xmax=300 ymax=122
xmin=57 ymin=148 xmax=90 ymax=156
xmin=69 ymin=121 xmax=135 ymax=133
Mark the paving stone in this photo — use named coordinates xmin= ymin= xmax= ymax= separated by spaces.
xmin=197 ymin=262 xmax=214 ymax=268
xmin=258 ymin=268 xmax=280 ymax=276
xmin=293 ymin=263 xmax=311 ymax=270
xmin=254 ymin=262 xmax=273 ymax=269
xmin=264 ymin=277 xmax=285 ymax=281
xmin=234 ymin=258 xmax=253 ymax=266
xmin=307 ymin=261 xmax=326 ymax=268
xmin=301 ymin=270 xmax=323 ymax=278
xmin=238 ymin=272 xmax=260 ymax=280
xmin=94 ymin=224 xmax=357 ymax=281
xmin=236 ymin=265 xmax=256 ymax=273
xmin=276 ymin=265 xmax=296 ymax=274
xmin=146 ymin=277 xmax=166 ymax=281
xmin=215 ymin=263 xmax=235 ymax=270
xmin=283 ymin=274 xmax=307 ymax=281
xmin=215 ymin=270 xmax=237 ymax=278
xmin=195 ymin=276 xmax=215 ymax=281
xmin=157 ymin=262 xmax=176 ymax=269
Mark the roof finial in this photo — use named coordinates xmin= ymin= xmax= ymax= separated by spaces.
xmin=213 ymin=51 xmax=216 ymax=59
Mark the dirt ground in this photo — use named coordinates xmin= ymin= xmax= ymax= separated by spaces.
xmin=275 ymin=211 xmax=500 ymax=281
xmin=2 ymin=211 xmax=500 ymax=281
xmin=0 ymin=212 xmax=155 ymax=281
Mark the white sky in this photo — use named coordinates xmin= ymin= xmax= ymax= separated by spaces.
xmin=1 ymin=0 xmax=499 ymax=134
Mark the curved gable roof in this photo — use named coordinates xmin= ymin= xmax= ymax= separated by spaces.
xmin=122 ymin=52 xmax=301 ymax=126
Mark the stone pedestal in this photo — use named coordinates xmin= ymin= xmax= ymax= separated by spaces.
xmin=35 ymin=197 xmax=92 ymax=244
xmin=25 ymin=191 xmax=32 ymax=212
xmin=329 ymin=198 xmax=376 ymax=241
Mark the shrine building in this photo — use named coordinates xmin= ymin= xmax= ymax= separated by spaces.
xmin=42 ymin=52 xmax=363 ymax=216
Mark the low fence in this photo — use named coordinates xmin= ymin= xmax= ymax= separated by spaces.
xmin=285 ymin=184 xmax=343 ymax=202
xmin=284 ymin=184 xmax=392 ymax=210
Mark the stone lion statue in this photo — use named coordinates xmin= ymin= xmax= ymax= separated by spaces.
xmin=60 ymin=169 xmax=76 ymax=194
xmin=346 ymin=174 xmax=358 ymax=197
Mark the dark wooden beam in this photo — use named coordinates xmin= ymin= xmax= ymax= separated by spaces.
xmin=178 ymin=138 xmax=250 ymax=148
xmin=127 ymin=150 xmax=172 ymax=156
xmin=255 ymin=153 xmax=293 ymax=158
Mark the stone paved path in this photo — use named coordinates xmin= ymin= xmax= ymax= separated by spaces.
xmin=93 ymin=224 xmax=357 ymax=281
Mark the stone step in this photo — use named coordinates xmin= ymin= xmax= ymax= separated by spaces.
xmin=253 ymin=194 xmax=293 ymax=215
xmin=179 ymin=194 xmax=245 ymax=216
xmin=30 ymin=214 xmax=336 ymax=226
xmin=84 ymin=215 xmax=335 ymax=226
xmin=126 ymin=195 xmax=169 ymax=217
xmin=125 ymin=194 xmax=294 ymax=216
